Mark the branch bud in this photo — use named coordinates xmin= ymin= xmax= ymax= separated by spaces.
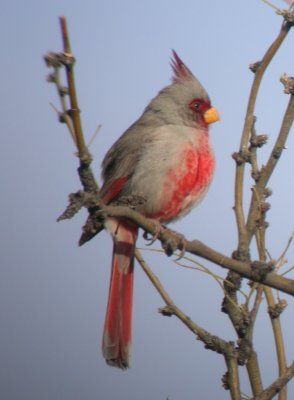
xmin=251 ymin=260 xmax=274 ymax=281
xmin=273 ymin=145 xmax=284 ymax=159
xmin=59 ymin=86 xmax=69 ymax=96
xmin=249 ymin=61 xmax=261 ymax=73
xmin=260 ymin=201 xmax=271 ymax=213
xmin=263 ymin=187 xmax=273 ymax=198
xmin=222 ymin=372 xmax=230 ymax=390
xmin=158 ymin=306 xmax=174 ymax=317
xmin=280 ymin=73 xmax=294 ymax=95
xmin=250 ymin=134 xmax=268 ymax=148
xmin=46 ymin=73 xmax=56 ymax=83
xmin=268 ymin=299 xmax=288 ymax=319
xmin=44 ymin=51 xmax=63 ymax=68
xmin=232 ymin=150 xmax=251 ymax=165
xmin=251 ymin=170 xmax=261 ymax=182
xmin=279 ymin=8 xmax=294 ymax=25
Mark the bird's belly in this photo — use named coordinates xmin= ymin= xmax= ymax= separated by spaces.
xmin=129 ymin=125 xmax=214 ymax=223
xmin=145 ymin=146 xmax=214 ymax=223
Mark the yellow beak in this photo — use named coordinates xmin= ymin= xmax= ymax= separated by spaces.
xmin=203 ymin=107 xmax=220 ymax=125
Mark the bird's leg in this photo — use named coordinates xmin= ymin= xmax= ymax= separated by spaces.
xmin=143 ymin=220 xmax=165 ymax=245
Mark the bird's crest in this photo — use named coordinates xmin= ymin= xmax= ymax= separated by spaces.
xmin=170 ymin=50 xmax=193 ymax=82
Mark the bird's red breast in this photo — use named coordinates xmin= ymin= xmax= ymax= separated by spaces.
xmin=148 ymin=136 xmax=214 ymax=222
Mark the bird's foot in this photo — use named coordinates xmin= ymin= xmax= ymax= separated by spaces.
xmin=143 ymin=220 xmax=165 ymax=245
xmin=162 ymin=229 xmax=186 ymax=258
xmin=143 ymin=223 xmax=186 ymax=258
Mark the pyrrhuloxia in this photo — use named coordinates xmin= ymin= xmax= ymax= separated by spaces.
xmin=100 ymin=50 xmax=219 ymax=369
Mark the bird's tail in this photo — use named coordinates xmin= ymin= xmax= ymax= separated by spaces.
xmin=102 ymin=219 xmax=137 ymax=369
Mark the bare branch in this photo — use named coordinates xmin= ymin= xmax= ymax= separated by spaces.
xmin=264 ymin=287 xmax=287 ymax=400
xmin=102 ymin=204 xmax=294 ymax=295
xmin=234 ymin=17 xmax=292 ymax=259
xmin=246 ymin=94 xmax=294 ymax=237
xmin=59 ymin=16 xmax=88 ymax=160
xmin=250 ymin=362 xmax=294 ymax=400
xmin=134 ymin=249 xmax=240 ymax=361
xmin=222 ymin=356 xmax=242 ymax=400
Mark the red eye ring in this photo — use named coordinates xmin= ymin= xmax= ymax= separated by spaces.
xmin=189 ymin=98 xmax=210 ymax=113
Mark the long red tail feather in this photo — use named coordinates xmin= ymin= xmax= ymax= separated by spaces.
xmin=102 ymin=220 xmax=137 ymax=369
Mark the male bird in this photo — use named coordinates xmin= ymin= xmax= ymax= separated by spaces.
xmin=100 ymin=50 xmax=219 ymax=369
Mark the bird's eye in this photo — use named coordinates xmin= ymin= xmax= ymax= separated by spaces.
xmin=189 ymin=98 xmax=204 ymax=113
xmin=193 ymin=101 xmax=200 ymax=110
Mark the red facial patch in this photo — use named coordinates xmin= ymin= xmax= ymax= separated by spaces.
xmin=189 ymin=98 xmax=211 ymax=127
xmin=189 ymin=98 xmax=210 ymax=113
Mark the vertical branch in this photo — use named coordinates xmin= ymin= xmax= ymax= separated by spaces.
xmin=264 ymin=288 xmax=287 ymax=400
xmin=222 ymin=271 xmax=264 ymax=397
xmin=246 ymin=351 xmax=263 ymax=396
xmin=234 ymin=20 xmax=291 ymax=258
xmin=224 ymin=356 xmax=242 ymax=400
xmin=255 ymin=222 xmax=287 ymax=400
xmin=232 ymin=14 xmax=293 ymax=399
xmin=59 ymin=16 xmax=88 ymax=160
xmin=246 ymin=94 xmax=294 ymax=237
xmin=58 ymin=16 xmax=99 ymax=194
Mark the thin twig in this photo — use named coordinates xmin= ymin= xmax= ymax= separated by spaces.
xmin=277 ymin=232 xmax=294 ymax=267
xmin=58 ymin=16 xmax=100 ymax=194
xmin=261 ymin=0 xmax=280 ymax=11
xmin=134 ymin=249 xmax=239 ymax=360
xmin=59 ymin=16 xmax=88 ymax=160
xmin=49 ymin=101 xmax=76 ymax=144
xmin=87 ymin=124 xmax=102 ymax=148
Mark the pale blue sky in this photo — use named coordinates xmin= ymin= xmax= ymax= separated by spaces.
xmin=1 ymin=1 xmax=294 ymax=399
